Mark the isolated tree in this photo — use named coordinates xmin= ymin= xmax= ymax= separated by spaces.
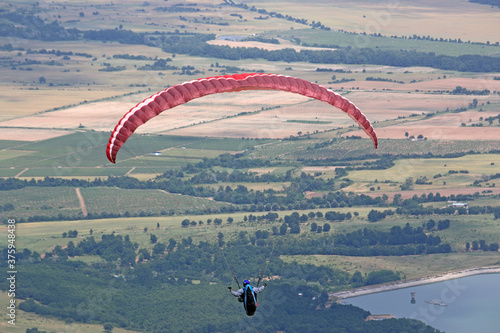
xmin=323 ymin=223 xmax=331 ymax=232
xmin=39 ymin=76 xmax=46 ymax=84
xmin=217 ymin=232 xmax=224 ymax=247
xmin=167 ymin=238 xmax=176 ymax=251
xmin=310 ymin=222 xmax=317 ymax=232
xmin=401 ymin=177 xmax=414 ymax=190
xmin=150 ymin=234 xmax=157 ymax=244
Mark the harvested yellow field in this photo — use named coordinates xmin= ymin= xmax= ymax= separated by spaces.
xmin=357 ymin=126 xmax=499 ymax=141
xmin=252 ymin=0 xmax=500 ymax=43
xmin=0 ymin=87 xmax=124 ymax=120
xmin=0 ymin=128 xmax=74 ymax=141
xmin=0 ymin=101 xmax=137 ymax=131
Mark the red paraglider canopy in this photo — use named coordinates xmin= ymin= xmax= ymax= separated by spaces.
xmin=107 ymin=73 xmax=377 ymax=163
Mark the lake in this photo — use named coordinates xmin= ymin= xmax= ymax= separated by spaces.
xmin=345 ymin=273 xmax=500 ymax=333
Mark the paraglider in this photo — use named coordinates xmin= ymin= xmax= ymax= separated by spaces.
xmin=106 ymin=73 xmax=377 ymax=163
xmin=229 ymin=280 xmax=267 ymax=316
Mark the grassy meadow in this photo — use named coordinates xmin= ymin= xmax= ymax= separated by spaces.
xmin=274 ymin=29 xmax=500 ymax=57
xmin=346 ymin=154 xmax=500 ymax=183
xmin=0 ymin=133 xmax=271 ymax=177
xmin=281 ymin=252 xmax=500 ymax=281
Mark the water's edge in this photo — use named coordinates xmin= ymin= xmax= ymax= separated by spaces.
xmin=332 ymin=266 xmax=500 ymax=299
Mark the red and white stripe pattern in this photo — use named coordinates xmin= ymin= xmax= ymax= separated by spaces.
xmin=106 ymin=73 xmax=377 ymax=163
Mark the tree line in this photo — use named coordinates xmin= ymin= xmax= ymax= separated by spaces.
xmin=160 ymin=34 xmax=500 ymax=72
xmin=280 ymin=223 xmax=453 ymax=257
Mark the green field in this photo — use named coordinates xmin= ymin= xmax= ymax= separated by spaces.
xmin=0 ymin=187 xmax=82 ymax=220
xmin=347 ymin=154 xmax=500 ymax=183
xmin=0 ymin=134 xmax=274 ymax=178
xmin=275 ymin=29 xmax=500 ymax=57
xmin=0 ymin=150 xmax=35 ymax=161
xmin=80 ymin=187 xmax=228 ymax=215
xmin=293 ymin=139 xmax=500 ymax=161
xmin=281 ymin=252 xmax=500 ymax=281
xmin=0 ymin=186 xmax=230 ymax=222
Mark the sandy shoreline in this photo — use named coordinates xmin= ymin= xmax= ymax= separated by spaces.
xmin=332 ymin=266 xmax=500 ymax=299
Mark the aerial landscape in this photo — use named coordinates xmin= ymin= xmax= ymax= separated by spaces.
xmin=0 ymin=0 xmax=499 ymax=332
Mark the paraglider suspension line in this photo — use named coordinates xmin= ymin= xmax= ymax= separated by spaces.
xmin=256 ymin=234 xmax=283 ymax=287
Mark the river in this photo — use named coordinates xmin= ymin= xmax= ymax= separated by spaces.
xmin=345 ymin=273 xmax=500 ymax=333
